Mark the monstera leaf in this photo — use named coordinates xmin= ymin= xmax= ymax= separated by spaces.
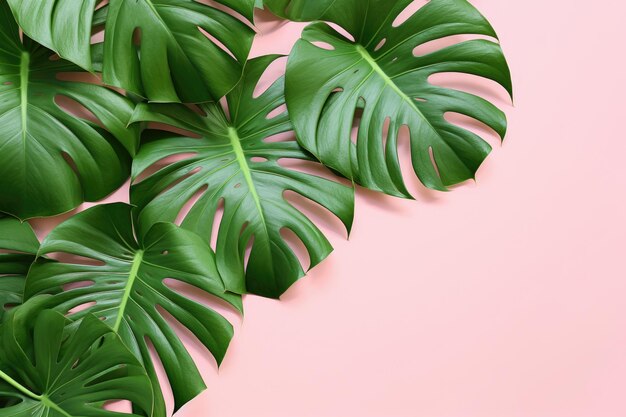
xmin=8 ymin=0 xmax=256 ymax=103
xmin=0 ymin=3 xmax=138 ymax=219
xmin=130 ymin=55 xmax=355 ymax=298
xmin=282 ymin=0 xmax=513 ymax=197
xmin=264 ymin=0 xmax=335 ymax=20
xmin=24 ymin=203 xmax=242 ymax=414
xmin=0 ymin=216 xmax=39 ymax=321
xmin=0 ymin=302 xmax=153 ymax=416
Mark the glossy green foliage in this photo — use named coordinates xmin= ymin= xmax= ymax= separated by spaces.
xmin=7 ymin=0 xmax=256 ymax=103
xmin=0 ymin=0 xmax=513 ymax=414
xmin=0 ymin=302 xmax=153 ymax=416
xmin=130 ymin=56 xmax=355 ymax=298
xmin=264 ymin=0 xmax=336 ymax=20
xmin=24 ymin=203 xmax=242 ymax=414
xmin=0 ymin=217 xmax=39 ymax=321
xmin=283 ymin=0 xmax=512 ymax=196
xmin=0 ymin=3 xmax=139 ymax=219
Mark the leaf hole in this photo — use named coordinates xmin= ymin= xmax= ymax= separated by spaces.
xmin=103 ymin=400 xmax=132 ymax=413
xmin=428 ymin=72 xmax=511 ymax=105
xmin=55 ymin=95 xmax=103 ymax=128
xmin=151 ymin=164 xmax=202 ymax=201
xmin=61 ymin=152 xmax=80 ymax=177
xmin=243 ymin=233 xmax=255 ymax=273
xmin=250 ymin=156 xmax=268 ymax=163
xmin=263 ymin=131 xmax=294 ymax=143
xmin=68 ymin=301 xmax=97 ymax=315
xmin=132 ymin=147 xmax=199 ymax=185
xmin=132 ymin=27 xmax=142 ymax=47
xmin=350 ymin=103 xmax=365 ymax=145
xmin=175 ymin=183 xmax=208 ymax=227
xmin=279 ymin=227 xmax=310 ymax=271
xmin=392 ymin=0 xmax=428 ymax=27
xmin=55 ymin=72 xmax=101 ymax=84
xmin=374 ymin=38 xmax=387 ymax=52
xmin=413 ymin=34 xmax=497 ymax=57
xmin=198 ymin=26 xmax=237 ymax=60
xmin=394 ymin=124 xmax=438 ymax=199
xmin=266 ymin=103 xmax=287 ymax=120
xmin=381 ymin=117 xmax=392 ymax=158
xmin=185 ymin=103 xmax=208 ymax=117
xmin=145 ymin=123 xmax=201 ymax=139
xmin=46 ymin=252 xmax=105 ymax=266
xmin=283 ymin=190 xmax=349 ymax=239
xmin=327 ymin=22 xmax=355 ymax=42
xmin=429 ymin=146 xmax=442 ymax=179
xmin=210 ymin=198 xmax=225 ymax=250
xmin=143 ymin=336 xmax=175 ymax=416
xmin=277 ymin=158 xmax=351 ymax=186
xmin=311 ymin=41 xmax=335 ymax=51
xmin=62 ymin=280 xmax=95 ymax=291
xmin=162 ymin=280 xmax=240 ymax=321
xmin=443 ymin=111 xmax=501 ymax=147
xmin=155 ymin=303 xmax=237 ymax=372
xmin=253 ymin=56 xmax=287 ymax=99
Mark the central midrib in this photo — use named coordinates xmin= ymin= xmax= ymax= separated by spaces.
xmin=20 ymin=51 xmax=29 ymax=150
xmin=227 ymin=127 xmax=271 ymax=248
xmin=355 ymin=44 xmax=439 ymax=137
xmin=41 ymin=395 xmax=72 ymax=417
xmin=113 ymin=250 xmax=144 ymax=332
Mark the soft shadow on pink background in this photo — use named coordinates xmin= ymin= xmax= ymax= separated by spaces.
xmin=31 ymin=1 xmax=626 ymax=416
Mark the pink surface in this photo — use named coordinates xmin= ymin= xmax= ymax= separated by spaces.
xmin=31 ymin=1 xmax=626 ymax=416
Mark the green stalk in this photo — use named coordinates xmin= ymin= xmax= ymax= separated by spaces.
xmin=0 ymin=369 xmax=41 ymax=400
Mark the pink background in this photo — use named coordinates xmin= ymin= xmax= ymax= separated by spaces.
xmin=31 ymin=1 xmax=626 ymax=416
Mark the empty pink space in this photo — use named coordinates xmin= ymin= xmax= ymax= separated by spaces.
xmin=29 ymin=1 xmax=626 ymax=416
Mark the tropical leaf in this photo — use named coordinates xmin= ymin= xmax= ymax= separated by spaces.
xmin=0 ymin=3 xmax=138 ymax=219
xmin=0 ymin=301 xmax=154 ymax=416
xmin=0 ymin=216 xmax=39 ymax=322
xmin=24 ymin=203 xmax=241 ymax=414
xmin=281 ymin=0 xmax=512 ymax=197
xmin=130 ymin=55 xmax=355 ymax=298
xmin=264 ymin=0 xmax=336 ymax=20
xmin=7 ymin=0 xmax=256 ymax=103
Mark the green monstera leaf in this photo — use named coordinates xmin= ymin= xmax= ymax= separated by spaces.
xmin=24 ymin=203 xmax=242 ymax=414
xmin=0 ymin=216 xmax=39 ymax=322
xmin=264 ymin=0 xmax=336 ymax=20
xmin=0 ymin=3 xmax=138 ymax=219
xmin=130 ymin=55 xmax=354 ymax=299
xmin=281 ymin=0 xmax=512 ymax=197
xmin=0 ymin=302 xmax=154 ymax=416
xmin=8 ymin=0 xmax=256 ymax=103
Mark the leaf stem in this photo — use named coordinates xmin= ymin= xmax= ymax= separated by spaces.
xmin=0 ymin=369 xmax=41 ymax=400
